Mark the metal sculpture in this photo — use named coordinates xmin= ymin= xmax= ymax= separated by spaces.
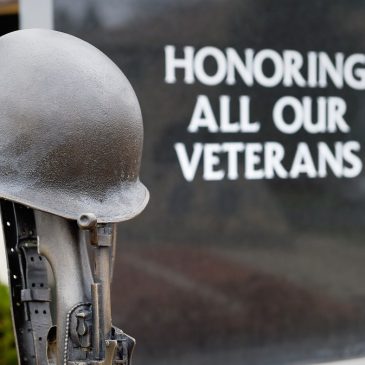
xmin=0 ymin=29 xmax=149 ymax=365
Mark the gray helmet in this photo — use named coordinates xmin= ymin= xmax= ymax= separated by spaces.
xmin=0 ymin=29 xmax=149 ymax=222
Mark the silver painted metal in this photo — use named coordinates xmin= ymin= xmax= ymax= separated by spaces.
xmin=0 ymin=28 xmax=149 ymax=223
xmin=0 ymin=28 xmax=147 ymax=364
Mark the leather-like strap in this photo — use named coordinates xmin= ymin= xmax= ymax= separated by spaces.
xmin=1 ymin=201 xmax=53 ymax=365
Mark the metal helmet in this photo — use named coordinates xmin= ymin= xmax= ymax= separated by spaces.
xmin=0 ymin=29 xmax=149 ymax=223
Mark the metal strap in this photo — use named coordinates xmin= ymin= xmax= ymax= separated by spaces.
xmin=21 ymin=288 xmax=51 ymax=302
xmin=1 ymin=201 xmax=53 ymax=365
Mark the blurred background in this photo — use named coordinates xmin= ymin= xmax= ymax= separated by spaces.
xmin=2 ymin=1 xmax=365 ymax=364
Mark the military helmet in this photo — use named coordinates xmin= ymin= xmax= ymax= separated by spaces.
xmin=0 ymin=29 xmax=149 ymax=222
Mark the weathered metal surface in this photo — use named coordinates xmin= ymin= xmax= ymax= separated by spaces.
xmin=0 ymin=28 xmax=147 ymax=364
xmin=0 ymin=29 xmax=149 ymax=223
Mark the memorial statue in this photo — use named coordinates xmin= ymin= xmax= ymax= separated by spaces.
xmin=0 ymin=28 xmax=149 ymax=365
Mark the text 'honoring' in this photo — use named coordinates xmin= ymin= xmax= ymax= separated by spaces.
xmin=165 ymin=46 xmax=364 ymax=181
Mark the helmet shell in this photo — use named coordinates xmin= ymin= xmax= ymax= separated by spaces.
xmin=0 ymin=29 xmax=149 ymax=222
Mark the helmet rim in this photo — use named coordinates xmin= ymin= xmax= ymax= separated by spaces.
xmin=0 ymin=180 xmax=149 ymax=223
